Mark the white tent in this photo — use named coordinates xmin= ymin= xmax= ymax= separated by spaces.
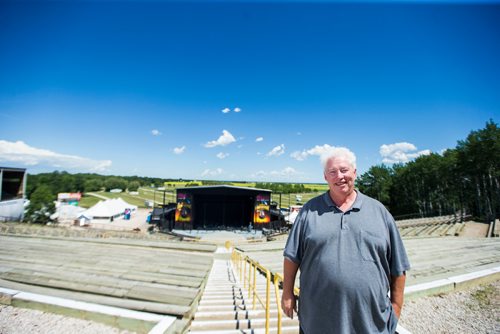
xmin=79 ymin=198 xmax=137 ymax=222
xmin=51 ymin=204 xmax=86 ymax=224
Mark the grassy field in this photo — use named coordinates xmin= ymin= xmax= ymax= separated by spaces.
xmin=78 ymin=194 xmax=101 ymax=208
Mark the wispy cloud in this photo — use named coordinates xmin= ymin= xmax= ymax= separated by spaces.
xmin=251 ymin=167 xmax=301 ymax=180
xmin=221 ymin=107 xmax=242 ymax=113
xmin=151 ymin=129 xmax=161 ymax=136
xmin=290 ymin=144 xmax=334 ymax=161
xmin=255 ymin=137 xmax=264 ymax=142
xmin=201 ymin=168 xmax=224 ymax=177
xmin=204 ymin=130 xmax=236 ymax=148
xmin=0 ymin=140 xmax=112 ymax=172
xmin=173 ymin=146 xmax=186 ymax=154
xmin=267 ymin=144 xmax=285 ymax=157
xmin=216 ymin=152 xmax=229 ymax=159
xmin=380 ymin=142 xmax=431 ymax=164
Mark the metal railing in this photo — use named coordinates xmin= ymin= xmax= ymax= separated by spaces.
xmin=231 ymin=249 xmax=300 ymax=334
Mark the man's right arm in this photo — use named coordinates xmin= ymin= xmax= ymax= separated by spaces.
xmin=281 ymin=258 xmax=299 ymax=319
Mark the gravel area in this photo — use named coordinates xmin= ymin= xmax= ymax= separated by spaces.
xmin=399 ymin=280 xmax=500 ymax=334
xmin=0 ymin=305 xmax=136 ymax=334
xmin=1 ymin=280 xmax=498 ymax=333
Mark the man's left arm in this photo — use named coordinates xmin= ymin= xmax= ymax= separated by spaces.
xmin=390 ymin=272 xmax=406 ymax=318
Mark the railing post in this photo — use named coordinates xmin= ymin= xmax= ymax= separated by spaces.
xmin=253 ymin=264 xmax=257 ymax=309
xmin=249 ymin=259 xmax=253 ymax=300
xmin=274 ymin=274 xmax=282 ymax=334
xmin=265 ymin=270 xmax=270 ymax=334
xmin=243 ymin=258 xmax=247 ymax=289
xmin=240 ymin=253 xmax=243 ymax=283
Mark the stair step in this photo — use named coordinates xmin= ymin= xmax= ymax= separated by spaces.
xmin=190 ymin=317 xmax=299 ymax=330
xmin=196 ymin=304 xmax=251 ymax=312
xmin=199 ymin=299 xmax=247 ymax=306
xmin=195 ymin=309 xmax=281 ymax=320
xmin=189 ymin=326 xmax=300 ymax=334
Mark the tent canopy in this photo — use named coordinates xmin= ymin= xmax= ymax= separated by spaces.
xmin=80 ymin=198 xmax=137 ymax=219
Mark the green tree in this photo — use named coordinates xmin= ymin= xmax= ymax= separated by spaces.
xmin=128 ymin=181 xmax=141 ymax=192
xmin=104 ymin=177 xmax=128 ymax=191
xmin=84 ymin=179 xmax=104 ymax=192
xmin=455 ymin=119 xmax=500 ymax=220
xmin=357 ymin=164 xmax=393 ymax=208
xmin=25 ymin=185 xmax=55 ymax=224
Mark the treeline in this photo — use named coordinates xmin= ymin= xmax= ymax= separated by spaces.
xmin=357 ymin=120 xmax=499 ymax=221
xmin=255 ymin=182 xmax=314 ymax=194
xmin=26 ymin=173 xmax=171 ymax=199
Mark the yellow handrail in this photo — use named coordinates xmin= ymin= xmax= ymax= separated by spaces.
xmin=231 ymin=249 xmax=299 ymax=334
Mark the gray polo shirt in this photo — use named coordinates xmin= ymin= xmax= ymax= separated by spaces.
xmin=284 ymin=191 xmax=410 ymax=334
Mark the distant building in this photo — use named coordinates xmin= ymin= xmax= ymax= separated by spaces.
xmin=57 ymin=192 xmax=82 ymax=206
xmin=0 ymin=167 xmax=27 ymax=222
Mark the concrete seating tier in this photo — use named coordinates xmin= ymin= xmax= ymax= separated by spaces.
xmin=396 ymin=215 xmax=467 ymax=238
xmin=0 ymin=222 xmax=180 ymax=241
xmin=236 ymin=237 xmax=500 ymax=287
xmin=0 ymin=234 xmax=215 ymax=321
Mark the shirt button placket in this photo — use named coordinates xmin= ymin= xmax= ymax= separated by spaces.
xmin=341 ymin=213 xmax=348 ymax=230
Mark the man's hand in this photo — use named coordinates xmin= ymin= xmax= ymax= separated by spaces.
xmin=281 ymin=290 xmax=297 ymax=319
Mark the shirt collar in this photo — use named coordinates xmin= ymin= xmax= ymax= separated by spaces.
xmin=322 ymin=190 xmax=363 ymax=212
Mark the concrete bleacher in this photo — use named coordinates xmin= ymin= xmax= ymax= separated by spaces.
xmin=235 ymin=237 xmax=500 ymax=287
xmin=396 ymin=215 xmax=467 ymax=238
xmin=0 ymin=222 xmax=180 ymax=241
xmin=0 ymin=233 xmax=216 ymax=332
xmin=2 ymin=220 xmax=499 ymax=333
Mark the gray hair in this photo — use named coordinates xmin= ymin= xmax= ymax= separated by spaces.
xmin=320 ymin=147 xmax=357 ymax=171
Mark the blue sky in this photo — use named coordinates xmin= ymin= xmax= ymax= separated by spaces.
xmin=0 ymin=0 xmax=499 ymax=183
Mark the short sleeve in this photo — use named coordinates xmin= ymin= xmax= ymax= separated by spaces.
xmin=387 ymin=214 xmax=411 ymax=276
xmin=283 ymin=208 xmax=306 ymax=265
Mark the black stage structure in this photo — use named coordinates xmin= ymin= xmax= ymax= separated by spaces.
xmin=174 ymin=185 xmax=283 ymax=230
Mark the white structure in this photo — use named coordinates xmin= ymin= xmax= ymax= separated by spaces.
xmin=0 ymin=167 xmax=27 ymax=222
xmin=79 ymin=198 xmax=137 ymax=223
xmin=286 ymin=205 xmax=303 ymax=225
xmin=51 ymin=203 xmax=86 ymax=225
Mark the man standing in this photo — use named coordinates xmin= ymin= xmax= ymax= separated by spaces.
xmin=282 ymin=147 xmax=410 ymax=334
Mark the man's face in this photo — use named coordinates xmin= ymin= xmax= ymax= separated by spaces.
xmin=323 ymin=157 xmax=357 ymax=197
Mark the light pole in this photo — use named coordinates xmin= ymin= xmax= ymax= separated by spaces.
xmin=153 ymin=189 xmax=156 ymax=209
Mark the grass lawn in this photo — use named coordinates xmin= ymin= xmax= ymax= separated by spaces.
xmin=79 ymin=195 xmax=101 ymax=208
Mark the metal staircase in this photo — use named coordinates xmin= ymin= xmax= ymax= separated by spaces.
xmin=189 ymin=258 xmax=300 ymax=334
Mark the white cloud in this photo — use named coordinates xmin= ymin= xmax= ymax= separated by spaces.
xmin=173 ymin=146 xmax=186 ymax=154
xmin=252 ymin=167 xmax=301 ymax=180
xmin=204 ymin=130 xmax=236 ymax=148
xmin=380 ymin=142 xmax=432 ymax=164
xmin=297 ymin=132 xmax=302 ymax=136
xmin=222 ymin=107 xmax=230 ymax=113
xmin=255 ymin=137 xmax=264 ymax=142
xmin=201 ymin=168 xmax=224 ymax=177
xmin=151 ymin=129 xmax=161 ymax=136
xmin=216 ymin=152 xmax=229 ymax=159
xmin=0 ymin=140 xmax=112 ymax=172
xmin=267 ymin=144 xmax=285 ymax=157
xmin=290 ymin=144 xmax=334 ymax=161
xmin=274 ymin=166 xmax=299 ymax=177
xmin=233 ymin=107 xmax=241 ymax=113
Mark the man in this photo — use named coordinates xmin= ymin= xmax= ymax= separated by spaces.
xmin=282 ymin=147 xmax=410 ymax=334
